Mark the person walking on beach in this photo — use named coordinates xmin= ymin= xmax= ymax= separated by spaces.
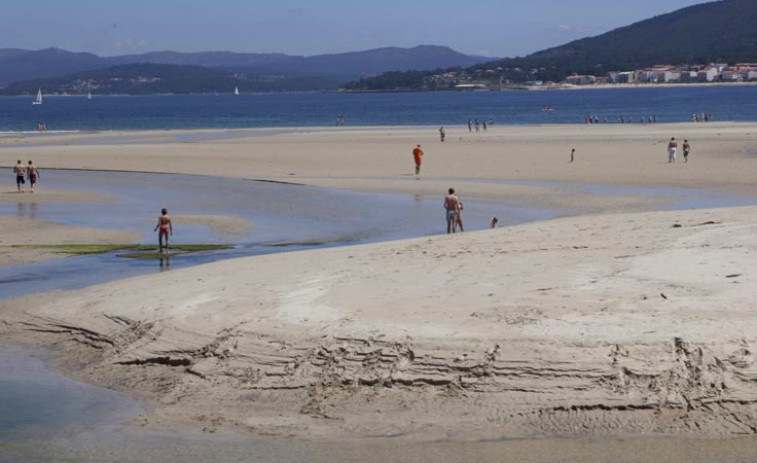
xmin=154 ymin=208 xmax=173 ymax=253
xmin=467 ymin=119 xmax=472 ymax=133
xmin=490 ymin=217 xmax=499 ymax=228
xmin=413 ymin=144 xmax=424 ymax=176
xmin=439 ymin=126 xmax=446 ymax=142
xmin=667 ymin=137 xmax=678 ymax=163
xmin=13 ymin=160 xmax=25 ymax=193
xmin=26 ymin=160 xmax=39 ymax=192
xmin=682 ymin=139 xmax=691 ymax=163
xmin=444 ymin=188 xmax=461 ymax=234
xmin=570 ymin=148 xmax=575 ymax=163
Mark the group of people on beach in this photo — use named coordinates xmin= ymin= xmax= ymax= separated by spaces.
xmin=412 ymin=145 xmax=498 ymax=233
xmin=443 ymin=187 xmax=498 ymax=234
xmin=467 ymin=119 xmax=493 ymax=133
xmin=13 ymin=160 xmax=40 ymax=193
xmin=667 ymin=137 xmax=691 ymax=163
xmin=585 ymin=115 xmax=658 ymax=124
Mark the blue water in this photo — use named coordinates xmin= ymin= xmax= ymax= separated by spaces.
xmin=0 ymin=170 xmax=555 ymax=300
xmin=1 ymin=86 xmax=757 ymax=132
xmin=0 ymin=347 xmax=142 ymax=440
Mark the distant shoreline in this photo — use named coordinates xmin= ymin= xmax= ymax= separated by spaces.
xmin=527 ymin=81 xmax=757 ymax=91
xmin=2 ymin=80 xmax=756 ymax=97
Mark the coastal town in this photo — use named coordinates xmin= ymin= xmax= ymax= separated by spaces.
xmin=438 ymin=63 xmax=757 ymax=90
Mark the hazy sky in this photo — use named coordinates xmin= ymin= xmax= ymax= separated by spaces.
xmin=1 ymin=0 xmax=709 ymax=57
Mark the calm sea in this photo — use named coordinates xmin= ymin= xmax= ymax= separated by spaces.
xmin=1 ymin=86 xmax=756 ymax=132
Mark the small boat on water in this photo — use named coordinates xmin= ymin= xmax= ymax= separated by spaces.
xmin=32 ymin=88 xmax=43 ymax=105
xmin=87 ymin=92 xmax=92 ymax=100
xmin=234 ymin=86 xmax=240 ymax=95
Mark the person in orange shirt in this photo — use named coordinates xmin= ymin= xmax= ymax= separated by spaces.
xmin=412 ymin=144 xmax=424 ymax=176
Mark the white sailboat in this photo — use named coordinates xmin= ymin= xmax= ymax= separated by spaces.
xmin=87 ymin=91 xmax=92 ymax=100
xmin=32 ymin=88 xmax=43 ymax=105
xmin=234 ymin=86 xmax=240 ymax=95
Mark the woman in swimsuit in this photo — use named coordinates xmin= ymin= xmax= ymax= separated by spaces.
xmin=154 ymin=208 xmax=173 ymax=252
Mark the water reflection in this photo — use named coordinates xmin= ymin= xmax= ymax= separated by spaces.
xmin=15 ymin=202 xmax=38 ymax=218
xmin=159 ymin=256 xmax=171 ymax=272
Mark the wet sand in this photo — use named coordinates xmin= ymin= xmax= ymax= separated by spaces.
xmin=2 ymin=123 xmax=757 ymax=455
xmin=0 ymin=216 xmax=141 ymax=265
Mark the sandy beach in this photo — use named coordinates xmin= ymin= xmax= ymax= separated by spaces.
xmin=2 ymin=123 xmax=757 ymax=443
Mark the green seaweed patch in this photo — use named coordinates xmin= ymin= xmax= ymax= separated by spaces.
xmin=117 ymin=252 xmax=189 ymax=259
xmin=129 ymin=244 xmax=231 ymax=252
xmin=117 ymin=244 xmax=231 ymax=259
xmin=14 ymin=244 xmax=141 ymax=255
xmin=14 ymin=243 xmax=231 ymax=256
xmin=171 ymin=244 xmax=231 ymax=252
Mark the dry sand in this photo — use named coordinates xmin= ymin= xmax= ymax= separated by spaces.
xmin=2 ymin=123 xmax=757 ymax=441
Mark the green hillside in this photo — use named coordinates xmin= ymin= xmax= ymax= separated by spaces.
xmin=346 ymin=0 xmax=757 ymax=90
xmin=0 ymin=63 xmax=339 ymax=95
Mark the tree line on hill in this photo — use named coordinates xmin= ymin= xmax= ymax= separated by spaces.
xmin=344 ymin=0 xmax=757 ymax=91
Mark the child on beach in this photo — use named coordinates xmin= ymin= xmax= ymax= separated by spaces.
xmin=456 ymin=201 xmax=465 ymax=232
xmin=490 ymin=217 xmax=498 ymax=228
xmin=27 ymin=160 xmax=39 ymax=192
xmin=154 ymin=208 xmax=173 ymax=253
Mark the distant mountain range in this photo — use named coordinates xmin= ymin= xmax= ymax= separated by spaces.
xmin=0 ymin=45 xmax=492 ymax=92
xmin=347 ymin=0 xmax=757 ymax=90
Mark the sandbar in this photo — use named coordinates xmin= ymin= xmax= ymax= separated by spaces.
xmin=2 ymin=123 xmax=757 ymax=442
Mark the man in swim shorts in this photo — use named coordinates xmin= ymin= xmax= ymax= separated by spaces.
xmin=27 ymin=160 xmax=39 ymax=192
xmin=154 ymin=208 xmax=173 ymax=252
xmin=682 ymin=139 xmax=691 ymax=163
xmin=444 ymin=187 xmax=461 ymax=234
xmin=667 ymin=137 xmax=678 ymax=163
xmin=413 ymin=144 xmax=424 ymax=176
xmin=13 ymin=160 xmax=25 ymax=193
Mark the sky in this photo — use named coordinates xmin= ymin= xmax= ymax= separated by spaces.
xmin=1 ymin=0 xmax=710 ymax=58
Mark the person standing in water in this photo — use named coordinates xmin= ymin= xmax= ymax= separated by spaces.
xmin=456 ymin=200 xmax=465 ymax=232
xmin=412 ymin=144 xmax=424 ymax=176
xmin=444 ymin=188 xmax=461 ymax=234
xmin=154 ymin=208 xmax=173 ymax=253
xmin=27 ymin=160 xmax=39 ymax=192
xmin=13 ymin=160 xmax=25 ymax=193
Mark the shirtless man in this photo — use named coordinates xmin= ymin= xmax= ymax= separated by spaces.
xmin=27 ymin=160 xmax=39 ymax=192
xmin=682 ymin=139 xmax=691 ymax=163
xmin=13 ymin=160 xmax=25 ymax=193
xmin=412 ymin=144 xmax=424 ymax=176
xmin=154 ymin=208 xmax=173 ymax=252
xmin=667 ymin=137 xmax=678 ymax=163
xmin=443 ymin=188 xmax=461 ymax=234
